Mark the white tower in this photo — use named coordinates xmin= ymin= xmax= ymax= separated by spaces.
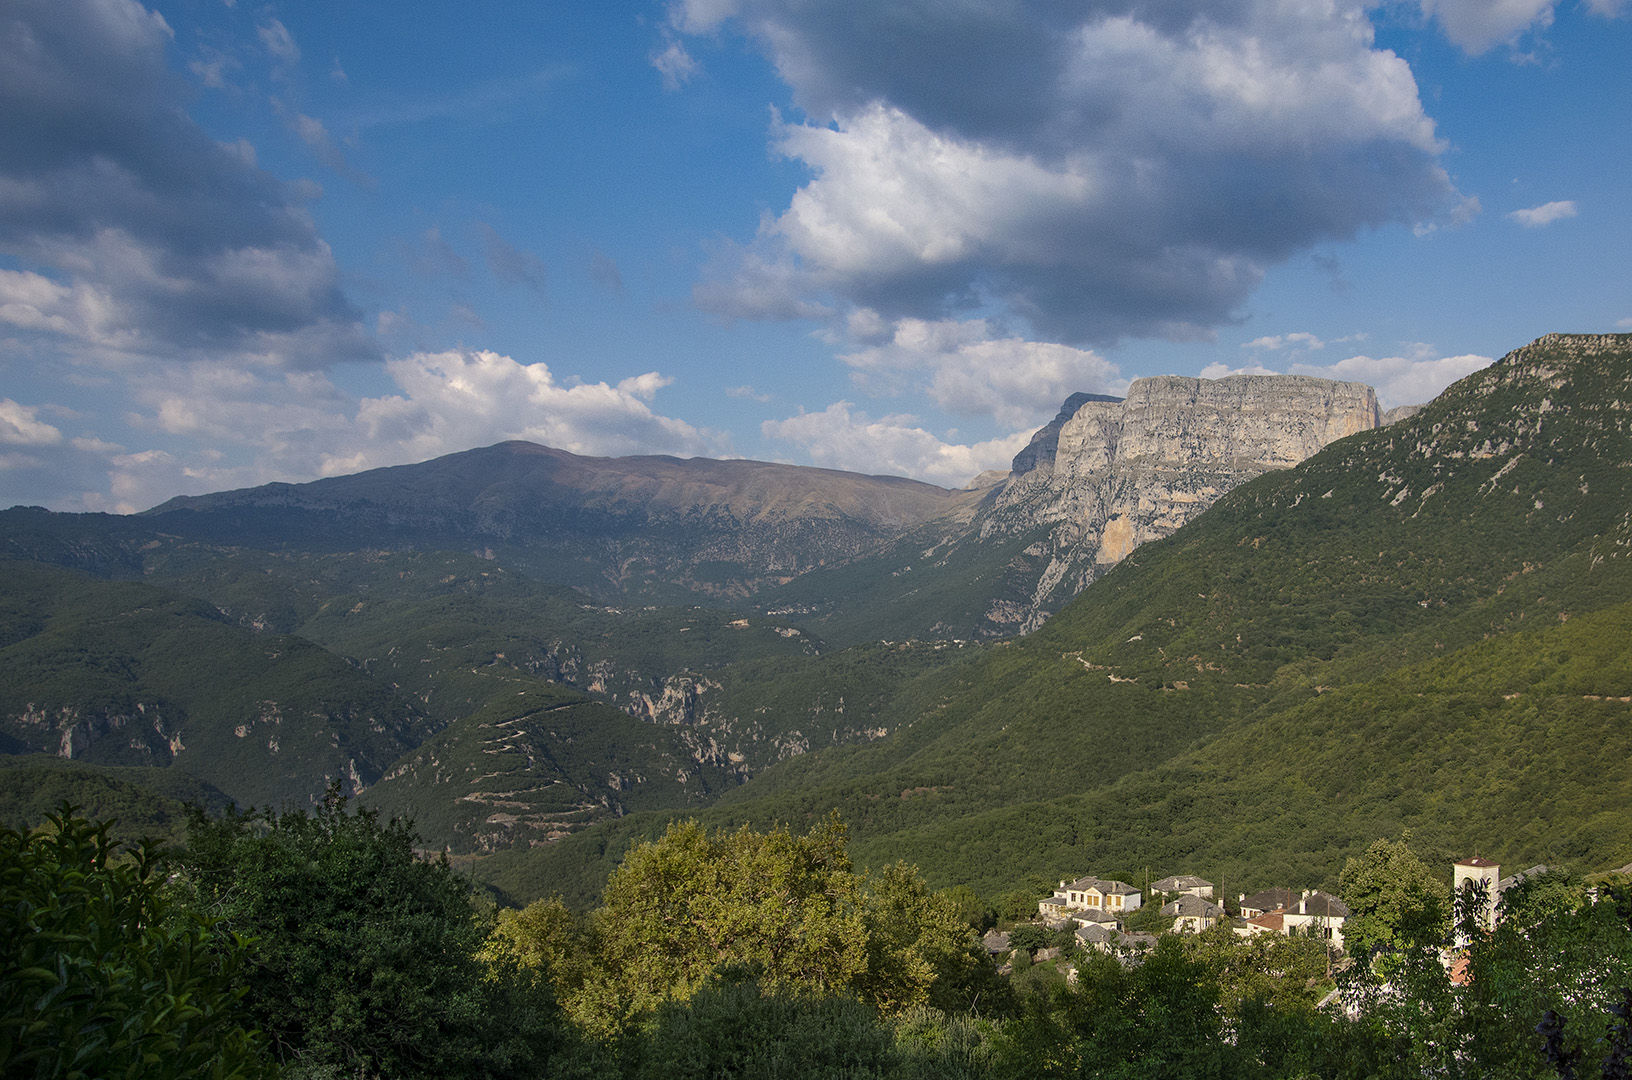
xmin=1453 ymin=857 xmax=1500 ymax=940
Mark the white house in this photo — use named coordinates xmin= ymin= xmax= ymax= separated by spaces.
xmin=1279 ymin=890 xmax=1349 ymax=950
xmin=1152 ymin=874 xmax=1215 ymax=900
xmin=1161 ymin=893 xmax=1226 ymax=933
xmin=1040 ymin=875 xmax=1144 ymax=918
xmin=1234 ymin=889 xmax=1348 ymax=951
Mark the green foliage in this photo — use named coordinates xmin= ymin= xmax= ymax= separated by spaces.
xmin=0 ymin=754 xmax=232 ymax=845
xmin=856 ymin=862 xmax=998 ymax=1013
xmin=1338 ymin=834 xmax=1450 ymax=958
xmin=1006 ymin=924 xmax=1051 ymax=953
xmin=941 ymin=884 xmax=997 ymax=932
xmin=1 ymin=807 xmax=271 ymax=1079
xmin=631 ymin=978 xmax=900 ymax=1080
xmin=1458 ymin=873 xmax=1632 ymax=1078
xmin=540 ymin=817 xmax=993 ymax=1043
xmin=179 ymin=788 xmax=563 ymax=1078
xmin=583 ymin=817 xmax=868 ymax=1030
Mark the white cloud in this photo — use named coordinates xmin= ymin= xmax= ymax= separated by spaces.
xmin=763 ymin=402 xmax=1031 ymax=487
xmin=1420 ymin=0 xmax=1554 ymax=53
xmin=256 ymin=19 xmax=300 ymax=66
xmin=651 ymin=39 xmax=700 ymax=91
xmin=340 ymin=351 xmax=717 ymax=478
xmin=1617 ymin=317 xmax=1632 ymax=329
xmin=1243 ymin=332 xmax=1325 ymax=351
xmin=1507 ymin=200 xmax=1578 ymax=227
xmin=3 ymin=350 xmax=721 ymax=513
xmin=1288 ymin=351 xmax=1494 ymax=408
xmin=1199 ymin=361 xmax=1281 ymax=378
xmin=726 ymin=385 xmax=772 ymax=403
xmin=685 ymin=0 xmax=1456 ymax=345
xmin=0 ymin=400 xmax=64 ymax=447
xmin=838 ymin=317 xmax=1126 ymax=427
xmin=0 ymin=0 xmax=375 ymax=372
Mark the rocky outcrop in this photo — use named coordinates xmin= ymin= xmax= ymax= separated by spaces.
xmin=983 ymin=374 xmax=1381 ymax=631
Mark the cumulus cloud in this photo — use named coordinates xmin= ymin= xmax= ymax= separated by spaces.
xmin=3 ymin=349 xmax=722 ymax=512
xmin=1508 ymin=200 xmax=1577 ymax=227
xmin=0 ymin=399 xmax=64 ymax=446
xmin=1420 ymin=0 xmax=1554 ymax=53
xmin=1197 ymin=347 xmax=1491 ymax=408
xmin=0 ymin=0 xmax=375 ymax=370
xmin=1244 ymin=332 xmax=1326 ymax=352
xmin=683 ymin=0 xmax=1456 ymax=345
xmin=1293 ymin=351 xmax=1492 ymax=408
xmin=838 ymin=316 xmax=1126 ymax=427
xmin=763 ymin=401 xmax=1031 ymax=487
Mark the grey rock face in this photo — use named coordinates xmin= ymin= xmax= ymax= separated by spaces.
xmin=983 ymin=374 xmax=1380 ymax=631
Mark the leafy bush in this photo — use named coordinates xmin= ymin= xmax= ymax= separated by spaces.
xmin=1 ymin=807 xmax=270 ymax=1079
xmin=179 ymin=787 xmax=563 ymax=1079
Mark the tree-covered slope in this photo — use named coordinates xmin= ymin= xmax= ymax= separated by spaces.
xmin=0 ymin=561 xmax=434 ymax=809
xmin=487 ymin=333 xmax=1632 ymax=908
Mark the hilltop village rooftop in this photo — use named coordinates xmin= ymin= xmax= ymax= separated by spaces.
xmin=995 ymin=857 xmax=1554 ymax=962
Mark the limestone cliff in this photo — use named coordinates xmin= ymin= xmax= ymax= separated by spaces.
xmin=983 ymin=374 xmax=1381 ymax=631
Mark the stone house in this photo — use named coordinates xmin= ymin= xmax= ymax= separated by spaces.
xmin=1236 ymin=889 xmax=1349 ymax=950
xmin=1040 ymin=874 xmax=1144 ymax=918
xmin=1238 ymin=887 xmax=1296 ymax=918
xmin=1161 ymin=893 xmax=1226 ymax=933
xmin=1152 ymin=874 xmax=1215 ymax=900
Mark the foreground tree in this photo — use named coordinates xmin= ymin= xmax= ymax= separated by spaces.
xmin=1 ymin=808 xmax=271 ymax=1080
xmin=1461 ymin=871 xmax=1632 ymax=1078
xmin=180 ymin=788 xmax=563 ymax=1079
xmin=1338 ymin=834 xmax=1449 ymax=959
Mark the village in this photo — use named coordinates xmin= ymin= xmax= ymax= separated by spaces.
xmin=980 ymin=855 xmax=1549 ymax=980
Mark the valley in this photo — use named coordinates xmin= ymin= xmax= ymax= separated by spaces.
xmin=4 ymin=333 xmax=1631 ymax=919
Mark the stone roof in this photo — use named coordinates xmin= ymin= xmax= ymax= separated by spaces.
xmin=1073 ymin=909 xmax=1119 ymax=926
xmin=1076 ymin=923 xmax=1116 ymax=944
xmin=1152 ymin=874 xmax=1214 ymax=892
xmin=1498 ymin=865 xmax=1550 ymax=893
xmin=1241 ymin=887 xmax=1295 ymax=914
xmin=1058 ymin=874 xmax=1139 ymax=896
xmin=1161 ymin=894 xmax=1225 ymax=918
xmin=1294 ymin=890 xmax=1350 ymax=918
xmin=982 ymin=930 xmax=1011 ymax=954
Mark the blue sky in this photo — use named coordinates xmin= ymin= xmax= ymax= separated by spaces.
xmin=1 ymin=0 xmax=1628 ymax=511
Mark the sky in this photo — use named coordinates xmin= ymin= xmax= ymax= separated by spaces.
xmin=1 ymin=0 xmax=1628 ymax=512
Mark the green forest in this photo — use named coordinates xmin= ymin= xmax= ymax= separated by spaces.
xmin=7 ymin=803 xmax=1632 ymax=1079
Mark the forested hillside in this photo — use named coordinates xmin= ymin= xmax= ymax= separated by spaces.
xmin=3 ymin=333 xmax=1630 ymax=921
xmin=489 ymin=333 xmax=1632 ymax=907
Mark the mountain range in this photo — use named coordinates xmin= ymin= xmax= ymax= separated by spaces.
xmin=5 ymin=332 xmax=1630 ymax=910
